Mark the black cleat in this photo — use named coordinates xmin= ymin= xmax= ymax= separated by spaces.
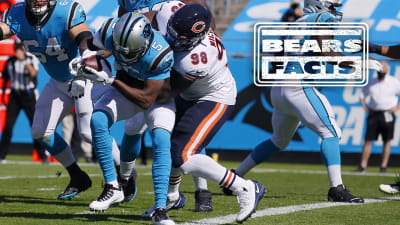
xmin=195 ymin=190 xmax=213 ymax=212
xmin=328 ymin=184 xmax=364 ymax=203
xmin=120 ymin=172 xmax=137 ymax=202
xmin=58 ymin=171 xmax=92 ymax=200
xmin=152 ymin=207 xmax=175 ymax=225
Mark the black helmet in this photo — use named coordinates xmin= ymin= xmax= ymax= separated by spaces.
xmin=166 ymin=3 xmax=212 ymax=51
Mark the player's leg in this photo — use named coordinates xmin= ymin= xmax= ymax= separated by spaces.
xmin=30 ymin=79 xmax=91 ymax=200
xmin=23 ymin=91 xmax=47 ymax=161
xmin=0 ymin=92 xmax=21 ymax=160
xmin=296 ymin=87 xmax=363 ymax=203
xmin=89 ymin=88 xmax=138 ymax=211
xmin=192 ymin=148 xmax=213 ymax=212
xmin=91 ymin=84 xmax=122 ymax=181
xmin=171 ymin=98 xmax=265 ymax=223
xmin=120 ymin=112 xmax=147 ymax=202
xmin=145 ymin=100 xmax=176 ymax=224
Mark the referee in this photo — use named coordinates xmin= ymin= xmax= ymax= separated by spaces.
xmin=0 ymin=42 xmax=47 ymax=162
xmin=355 ymin=61 xmax=400 ymax=173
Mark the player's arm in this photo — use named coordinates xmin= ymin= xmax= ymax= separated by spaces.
xmin=170 ymin=69 xmax=196 ymax=95
xmin=112 ymin=74 xmax=165 ymax=109
xmin=370 ymin=43 xmax=400 ymax=59
xmin=68 ymin=22 xmax=93 ymax=54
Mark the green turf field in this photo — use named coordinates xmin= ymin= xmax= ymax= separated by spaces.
xmin=0 ymin=155 xmax=399 ymax=225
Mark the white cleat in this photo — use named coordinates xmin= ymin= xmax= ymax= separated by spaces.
xmin=379 ymin=183 xmax=400 ymax=195
xmin=89 ymin=183 xmax=124 ymax=212
xmin=235 ymin=180 xmax=266 ymax=223
xmin=152 ymin=207 xmax=175 ymax=225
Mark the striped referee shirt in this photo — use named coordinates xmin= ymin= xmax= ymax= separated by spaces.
xmin=2 ymin=52 xmax=39 ymax=91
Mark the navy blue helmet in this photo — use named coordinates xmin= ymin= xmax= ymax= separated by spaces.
xmin=166 ymin=3 xmax=212 ymax=51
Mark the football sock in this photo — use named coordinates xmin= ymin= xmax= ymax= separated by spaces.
xmin=180 ymin=154 xmax=247 ymax=193
xmin=236 ymin=139 xmax=280 ymax=176
xmin=39 ymin=133 xmax=75 ymax=167
xmin=151 ymin=129 xmax=172 ymax=208
xmin=112 ymin=138 xmax=120 ymax=166
xmin=193 ymin=148 xmax=208 ymax=190
xmin=66 ymin=162 xmax=82 ymax=179
xmin=53 ymin=146 xmax=76 ymax=167
xmin=107 ymin=180 xmax=119 ymax=188
xmin=120 ymin=133 xmax=142 ymax=161
xmin=120 ymin=160 xmax=136 ymax=180
xmin=168 ymin=167 xmax=182 ymax=201
xmin=193 ymin=176 xmax=208 ymax=191
xmin=321 ymin=137 xmax=343 ymax=187
xmin=91 ymin=110 xmax=116 ymax=183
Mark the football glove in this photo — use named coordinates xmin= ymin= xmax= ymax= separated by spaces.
xmin=79 ymin=66 xmax=115 ymax=85
xmin=368 ymin=59 xmax=383 ymax=72
xmin=68 ymin=49 xmax=102 ymax=76
xmin=69 ymin=77 xmax=86 ymax=99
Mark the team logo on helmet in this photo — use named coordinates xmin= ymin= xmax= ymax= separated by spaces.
xmin=191 ymin=21 xmax=206 ymax=33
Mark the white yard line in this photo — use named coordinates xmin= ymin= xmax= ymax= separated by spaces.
xmin=179 ymin=197 xmax=400 ymax=225
xmin=252 ymin=168 xmax=398 ymax=177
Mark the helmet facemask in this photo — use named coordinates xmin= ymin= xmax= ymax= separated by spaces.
xmin=166 ymin=21 xmax=205 ymax=51
xmin=26 ymin=0 xmax=55 ymax=17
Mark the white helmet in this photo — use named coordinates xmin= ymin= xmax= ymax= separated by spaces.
xmin=112 ymin=12 xmax=153 ymax=65
xmin=304 ymin=0 xmax=343 ymax=20
xmin=25 ymin=0 xmax=57 ymax=17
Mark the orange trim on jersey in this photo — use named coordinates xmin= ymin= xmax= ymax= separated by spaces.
xmin=223 ymin=170 xmax=233 ymax=187
xmin=181 ymin=103 xmax=228 ymax=162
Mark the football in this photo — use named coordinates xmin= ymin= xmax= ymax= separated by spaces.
xmin=82 ymin=54 xmax=111 ymax=74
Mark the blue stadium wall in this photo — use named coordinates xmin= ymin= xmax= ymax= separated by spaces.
xmin=2 ymin=0 xmax=400 ymax=154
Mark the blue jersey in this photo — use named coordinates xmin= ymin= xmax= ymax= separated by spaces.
xmin=95 ymin=17 xmax=173 ymax=81
xmin=297 ymin=11 xmax=338 ymax=23
xmin=118 ymin=0 xmax=169 ymax=13
xmin=2 ymin=1 xmax=86 ymax=82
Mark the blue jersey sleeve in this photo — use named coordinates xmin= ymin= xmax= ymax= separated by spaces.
xmin=317 ymin=12 xmax=338 ymax=23
xmin=147 ymin=51 xmax=174 ymax=80
xmin=93 ymin=17 xmax=116 ymax=50
xmin=67 ymin=2 xmax=86 ymax=30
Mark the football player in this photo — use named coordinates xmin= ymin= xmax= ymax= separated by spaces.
xmin=229 ymin=0 xmax=367 ymax=203
xmin=155 ymin=4 xmax=265 ymax=223
xmin=77 ymin=13 xmax=175 ymax=225
xmin=116 ymin=0 xmax=214 ymax=215
xmin=0 ymin=0 xmax=95 ymax=200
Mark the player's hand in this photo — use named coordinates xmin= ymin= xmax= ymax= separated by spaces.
xmin=68 ymin=50 xmax=103 ymax=76
xmin=79 ymin=66 xmax=115 ymax=85
xmin=68 ymin=77 xmax=86 ymax=99
xmin=69 ymin=56 xmax=82 ymax=76
xmin=368 ymin=59 xmax=383 ymax=72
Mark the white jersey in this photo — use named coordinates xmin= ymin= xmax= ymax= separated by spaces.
xmin=156 ymin=1 xmax=237 ymax=105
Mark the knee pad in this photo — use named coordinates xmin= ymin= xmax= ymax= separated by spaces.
xmin=31 ymin=126 xmax=46 ymax=140
xmin=270 ymin=134 xmax=291 ymax=150
xmin=124 ymin=112 xmax=147 ymax=135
